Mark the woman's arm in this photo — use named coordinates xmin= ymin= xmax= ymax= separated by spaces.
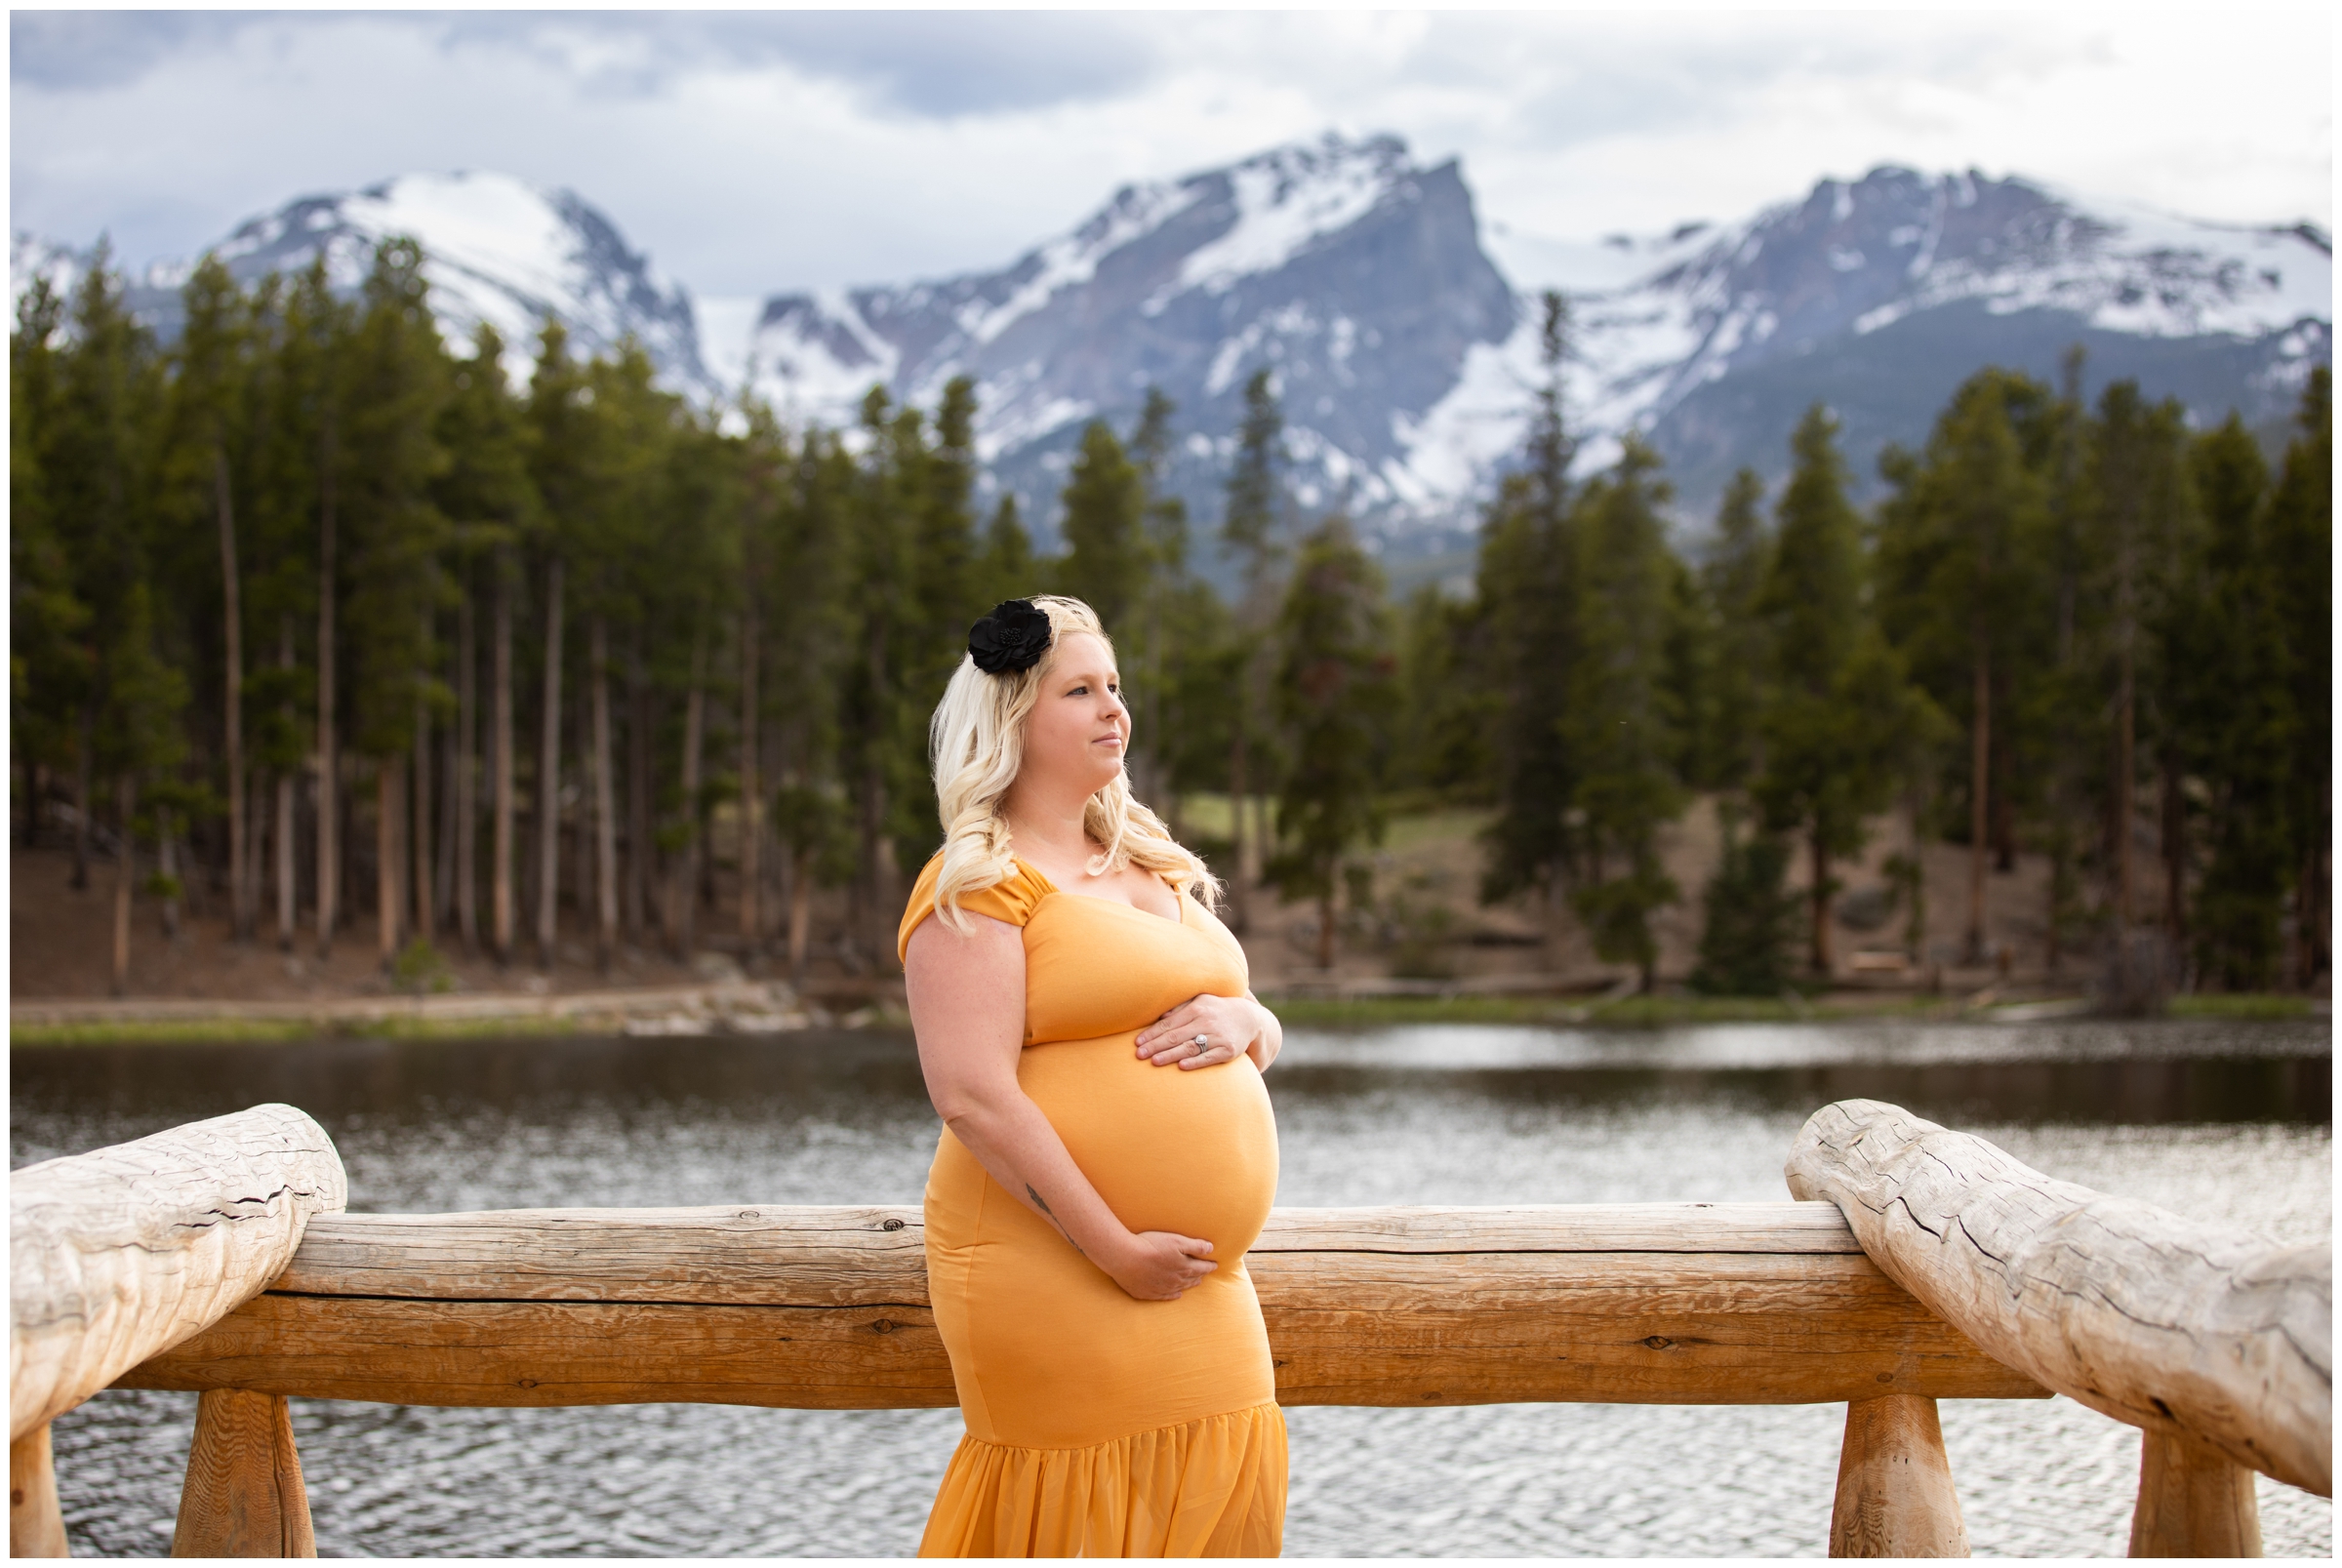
xmin=1134 ymin=990 xmax=1282 ymax=1072
xmin=906 ymin=911 xmax=1218 ymax=1302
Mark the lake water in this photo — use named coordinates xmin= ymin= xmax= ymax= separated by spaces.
xmin=13 ymin=1018 xmax=2330 ymax=1558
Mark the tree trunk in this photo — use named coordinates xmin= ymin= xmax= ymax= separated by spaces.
xmin=590 ymin=617 xmax=619 ymax=973
xmin=412 ymin=644 xmax=433 ymax=946
xmin=1903 ymin=792 xmax=1929 ymax=963
xmin=2160 ymin=748 xmax=2187 ymax=960
xmin=2299 ymin=785 xmax=2329 ymax=990
xmin=314 ymin=466 xmax=339 ymax=959
xmin=1228 ymin=724 xmax=1250 ymax=934
xmin=1316 ymin=887 xmax=1335 ymax=971
xmin=672 ymin=624 xmax=707 ymax=961
xmin=1810 ymin=827 xmax=1834 ymax=977
xmin=377 ymin=762 xmax=402 ymax=967
xmin=71 ymin=706 xmax=93 ymax=892
xmin=536 ymin=557 xmax=566 ymax=970
xmin=112 ymin=776 xmax=137 ymax=995
xmin=158 ymin=818 xmax=182 ymax=941
xmin=1990 ymin=676 xmax=2016 ymax=874
xmin=216 ymin=449 xmax=250 ymax=943
xmin=626 ymin=638 xmax=650 ymax=940
xmin=275 ymin=774 xmax=298 ymax=951
xmin=1964 ymin=631 xmax=1990 ymax=967
xmin=2115 ymin=643 xmax=2136 ymax=930
xmin=455 ymin=579 xmax=477 ymax=953
xmin=276 ymin=620 xmax=297 ymax=951
xmin=738 ymin=601 xmax=762 ymax=945
xmin=788 ymin=847 xmax=813 ymax=983
xmin=491 ymin=555 xmax=515 ymax=965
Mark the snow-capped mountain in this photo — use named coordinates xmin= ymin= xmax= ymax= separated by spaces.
xmin=1454 ymin=166 xmax=2332 ymax=520
xmin=743 ymin=133 xmax=1515 ymax=539
xmin=14 ymin=173 xmax=712 ymax=393
xmin=736 ymin=145 xmax=2328 ymax=549
xmin=13 ymin=146 xmax=2329 ymax=552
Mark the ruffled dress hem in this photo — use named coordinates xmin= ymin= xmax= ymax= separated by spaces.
xmin=917 ymin=1402 xmax=1286 ymax=1559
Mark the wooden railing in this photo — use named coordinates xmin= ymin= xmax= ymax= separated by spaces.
xmin=10 ymin=1100 xmax=2327 ymax=1557
xmin=1788 ymin=1098 xmax=2331 ymax=1555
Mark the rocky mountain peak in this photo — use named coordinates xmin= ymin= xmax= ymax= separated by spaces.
xmin=14 ymin=172 xmax=710 ymax=392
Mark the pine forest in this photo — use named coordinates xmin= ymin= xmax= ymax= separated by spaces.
xmin=12 ymin=245 xmax=2332 ymax=1002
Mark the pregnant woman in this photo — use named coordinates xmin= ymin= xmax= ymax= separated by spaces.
xmin=899 ymin=595 xmax=1286 ymax=1558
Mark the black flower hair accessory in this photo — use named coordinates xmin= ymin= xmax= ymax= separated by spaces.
xmin=968 ymin=598 xmax=1054 ymax=675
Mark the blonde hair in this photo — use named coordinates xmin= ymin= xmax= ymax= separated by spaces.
xmin=929 ymin=594 xmax=1219 ymax=933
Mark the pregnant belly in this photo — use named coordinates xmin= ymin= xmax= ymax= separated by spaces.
xmin=1018 ymin=1032 xmax=1279 ymax=1258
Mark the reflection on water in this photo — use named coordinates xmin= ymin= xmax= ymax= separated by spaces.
xmin=13 ymin=1020 xmax=2330 ymax=1558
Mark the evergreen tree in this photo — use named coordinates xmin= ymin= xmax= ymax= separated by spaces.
xmin=270 ymin=257 xmax=358 ymax=957
xmin=1219 ymin=368 xmax=1288 ymax=929
xmin=1875 ymin=370 xmax=2054 ymax=964
xmin=2085 ymin=382 xmax=2194 ymax=945
xmin=1125 ymin=386 xmax=1191 ymax=804
xmin=1392 ymin=583 xmax=1489 ymax=796
xmin=1266 ymin=516 xmax=1396 ymax=970
xmin=340 ymin=236 xmax=452 ymax=964
xmin=1698 ymin=468 xmax=1770 ymax=791
xmin=2172 ymin=417 xmax=2289 ymax=988
xmin=979 ymin=495 xmax=1034 ymax=600
xmin=158 ymin=255 xmax=259 ymax=938
xmin=881 ymin=380 xmax=988 ymax=898
xmin=10 ymin=277 xmax=92 ymax=850
xmin=1752 ymin=405 xmax=1926 ymax=974
xmin=431 ymin=323 xmax=538 ymax=958
xmin=98 ymin=580 xmax=191 ymax=990
xmin=1690 ymin=810 xmax=1798 ymax=995
xmin=1057 ymin=419 xmax=1148 ymax=631
xmin=1477 ymin=292 xmax=1581 ymax=905
xmin=1564 ymin=439 xmax=1682 ymax=990
xmin=54 ymin=244 xmax=169 ymax=938
xmin=2263 ymin=369 xmax=2331 ymax=985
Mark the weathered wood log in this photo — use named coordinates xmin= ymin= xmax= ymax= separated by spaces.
xmin=10 ymin=1425 xmax=67 ymax=1558
xmin=1786 ymin=1099 xmax=2330 ymax=1498
xmin=1829 ymin=1394 xmax=1969 ymax=1558
xmin=2128 ymin=1427 xmax=2263 ymax=1558
xmin=170 ymin=1390 xmax=315 ymax=1558
xmin=11 ymin=1105 xmax=346 ymax=1443
xmin=116 ymin=1203 xmax=2045 ymax=1409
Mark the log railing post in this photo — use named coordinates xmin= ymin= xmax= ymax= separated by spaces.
xmin=1829 ymin=1392 xmax=1968 ymax=1557
xmin=11 ymin=1104 xmax=346 ymax=1559
xmin=2129 ymin=1427 xmax=2262 ymax=1558
xmin=171 ymin=1389 xmax=315 ymax=1557
xmin=1788 ymin=1097 xmax=2328 ymax=1558
xmin=10 ymin=1423 xmax=67 ymax=1557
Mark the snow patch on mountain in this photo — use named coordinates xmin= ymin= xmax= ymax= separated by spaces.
xmin=1417 ymin=168 xmax=2333 ymax=502
xmin=1177 ymin=140 xmax=1407 ymax=296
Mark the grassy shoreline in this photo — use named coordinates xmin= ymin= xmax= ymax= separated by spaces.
xmin=8 ymin=990 xmax=2322 ymax=1047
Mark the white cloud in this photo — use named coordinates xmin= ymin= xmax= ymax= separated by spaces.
xmin=10 ymin=10 xmax=2331 ymax=299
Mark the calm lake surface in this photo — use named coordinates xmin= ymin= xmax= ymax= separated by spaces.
xmin=13 ymin=1018 xmax=2331 ymax=1558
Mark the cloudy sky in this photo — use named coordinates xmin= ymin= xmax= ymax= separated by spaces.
xmin=11 ymin=8 xmax=2333 ymax=301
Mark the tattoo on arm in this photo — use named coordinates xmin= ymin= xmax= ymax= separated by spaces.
xmin=1027 ymin=1184 xmax=1083 ymax=1256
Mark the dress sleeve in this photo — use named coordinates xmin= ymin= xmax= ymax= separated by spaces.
xmin=897 ymin=854 xmax=1051 ymax=962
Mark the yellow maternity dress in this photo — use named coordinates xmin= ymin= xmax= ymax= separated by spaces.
xmin=898 ymin=855 xmax=1286 ymax=1558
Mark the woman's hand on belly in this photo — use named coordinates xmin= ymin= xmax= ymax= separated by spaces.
xmin=1102 ymin=1230 xmax=1219 ymax=1301
xmin=1135 ymin=990 xmax=1284 ymax=1072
